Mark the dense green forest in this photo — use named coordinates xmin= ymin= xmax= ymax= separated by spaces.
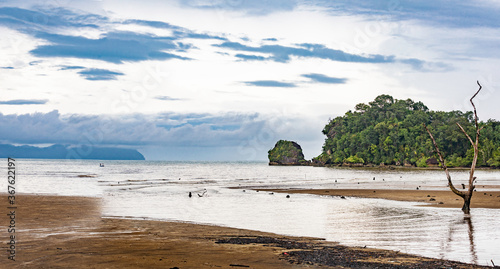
xmin=315 ymin=95 xmax=500 ymax=167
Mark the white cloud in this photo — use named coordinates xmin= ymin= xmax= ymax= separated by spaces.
xmin=1 ymin=1 xmax=500 ymax=160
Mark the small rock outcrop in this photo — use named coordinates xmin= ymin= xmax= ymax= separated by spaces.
xmin=268 ymin=140 xmax=309 ymax=165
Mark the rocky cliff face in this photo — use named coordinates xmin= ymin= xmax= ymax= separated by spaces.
xmin=268 ymin=140 xmax=309 ymax=165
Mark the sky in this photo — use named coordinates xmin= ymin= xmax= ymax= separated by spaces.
xmin=1 ymin=0 xmax=500 ymax=161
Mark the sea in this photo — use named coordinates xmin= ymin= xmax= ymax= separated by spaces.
xmin=3 ymin=159 xmax=500 ymax=266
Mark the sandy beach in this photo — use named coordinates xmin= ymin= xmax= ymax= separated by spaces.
xmin=257 ymin=189 xmax=500 ymax=209
xmin=1 ymin=194 xmax=494 ymax=268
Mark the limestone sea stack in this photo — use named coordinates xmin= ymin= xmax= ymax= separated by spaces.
xmin=268 ymin=140 xmax=310 ymax=166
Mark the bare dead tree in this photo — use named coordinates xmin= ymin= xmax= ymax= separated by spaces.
xmin=423 ymin=81 xmax=483 ymax=214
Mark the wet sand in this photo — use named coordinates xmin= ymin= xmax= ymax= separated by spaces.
xmin=257 ymin=189 xmax=500 ymax=209
xmin=0 ymin=194 xmax=492 ymax=268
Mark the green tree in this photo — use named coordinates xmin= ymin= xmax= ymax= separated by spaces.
xmin=318 ymin=92 xmax=500 ymax=167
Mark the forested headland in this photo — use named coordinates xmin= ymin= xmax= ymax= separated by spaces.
xmin=314 ymin=95 xmax=500 ymax=167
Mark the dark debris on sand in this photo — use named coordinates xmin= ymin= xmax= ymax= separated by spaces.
xmin=216 ymin=236 xmax=309 ymax=249
xmin=215 ymin=236 xmax=490 ymax=269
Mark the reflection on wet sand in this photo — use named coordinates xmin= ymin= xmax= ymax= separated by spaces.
xmin=442 ymin=215 xmax=477 ymax=264
xmin=465 ymin=215 xmax=478 ymax=264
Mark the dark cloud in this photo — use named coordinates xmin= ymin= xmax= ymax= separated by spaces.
xmin=217 ymin=41 xmax=447 ymax=70
xmin=122 ymin=19 xmax=182 ymax=30
xmin=318 ymin=1 xmax=500 ymax=29
xmin=181 ymin=1 xmax=500 ymax=29
xmin=0 ymin=7 xmax=102 ymax=29
xmin=0 ymin=99 xmax=48 ymax=105
xmin=0 ymin=111 xmax=264 ymax=147
xmin=215 ymin=41 xmax=394 ymax=63
xmin=397 ymin=59 xmax=453 ymax=72
xmin=77 ymin=68 xmax=124 ymax=81
xmin=0 ymin=5 xmax=444 ymax=71
xmin=0 ymin=109 xmax=322 ymax=160
xmin=124 ymin=19 xmax=227 ymax=41
xmin=184 ymin=32 xmax=227 ymax=41
xmin=235 ymin=54 xmax=267 ymax=61
xmin=298 ymin=43 xmax=394 ymax=63
xmin=60 ymin=66 xmax=125 ymax=81
xmin=30 ymin=31 xmax=189 ymax=64
xmin=59 ymin=65 xmax=85 ymax=70
xmin=0 ymin=7 xmax=228 ymax=65
xmin=244 ymin=80 xmax=296 ymax=87
xmin=302 ymin=73 xmax=347 ymax=84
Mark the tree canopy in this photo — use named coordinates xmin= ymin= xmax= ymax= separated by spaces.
xmin=315 ymin=95 xmax=500 ymax=167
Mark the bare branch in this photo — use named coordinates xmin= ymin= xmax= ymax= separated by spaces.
xmin=425 ymin=81 xmax=484 ymax=213
xmin=468 ymin=82 xmax=483 ymax=193
xmin=456 ymin=122 xmax=474 ymax=146
xmin=423 ymin=124 xmax=465 ymax=198
xmin=471 ymin=81 xmax=482 ymax=130
xmin=471 ymin=81 xmax=482 ymax=101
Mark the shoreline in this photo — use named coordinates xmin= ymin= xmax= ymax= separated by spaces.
xmin=255 ymin=188 xmax=500 ymax=209
xmin=0 ymin=194 xmax=493 ymax=268
xmin=270 ymin=162 xmax=500 ymax=170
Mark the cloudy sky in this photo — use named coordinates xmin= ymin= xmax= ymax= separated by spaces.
xmin=1 ymin=0 xmax=500 ymax=160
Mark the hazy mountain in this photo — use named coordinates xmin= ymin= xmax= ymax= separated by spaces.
xmin=0 ymin=144 xmax=145 ymax=160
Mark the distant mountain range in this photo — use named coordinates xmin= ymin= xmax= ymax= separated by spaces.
xmin=0 ymin=144 xmax=145 ymax=160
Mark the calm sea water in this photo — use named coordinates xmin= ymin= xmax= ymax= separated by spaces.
xmin=3 ymin=159 xmax=500 ymax=266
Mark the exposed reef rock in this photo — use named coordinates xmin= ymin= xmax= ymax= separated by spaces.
xmin=268 ymin=140 xmax=310 ymax=166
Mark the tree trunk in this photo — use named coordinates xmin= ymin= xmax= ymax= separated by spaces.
xmin=424 ymin=81 xmax=483 ymax=214
xmin=462 ymin=193 xmax=472 ymax=214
